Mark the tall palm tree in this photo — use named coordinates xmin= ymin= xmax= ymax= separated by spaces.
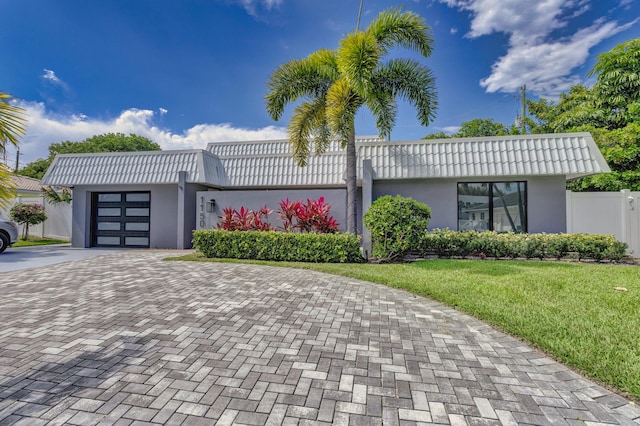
xmin=0 ymin=91 xmax=27 ymax=209
xmin=266 ymin=7 xmax=438 ymax=234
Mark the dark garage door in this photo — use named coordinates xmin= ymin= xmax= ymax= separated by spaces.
xmin=92 ymin=192 xmax=151 ymax=247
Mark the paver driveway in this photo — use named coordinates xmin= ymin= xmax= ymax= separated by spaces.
xmin=0 ymin=251 xmax=638 ymax=425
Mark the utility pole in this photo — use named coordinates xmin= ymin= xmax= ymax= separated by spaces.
xmin=356 ymin=0 xmax=364 ymax=31
xmin=520 ymin=84 xmax=527 ymax=134
xmin=15 ymin=149 xmax=20 ymax=172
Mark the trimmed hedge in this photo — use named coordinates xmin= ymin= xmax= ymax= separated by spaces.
xmin=192 ymin=229 xmax=363 ymax=263
xmin=419 ymin=229 xmax=628 ymax=262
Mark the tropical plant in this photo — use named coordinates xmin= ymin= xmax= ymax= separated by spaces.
xmin=0 ymin=92 xmax=27 ymax=209
xmin=9 ymin=203 xmax=47 ymax=240
xmin=265 ymin=7 xmax=438 ymax=234
xmin=277 ymin=197 xmax=339 ymax=233
xmin=218 ymin=205 xmax=273 ymax=231
xmin=525 ymin=37 xmax=640 ymax=192
xmin=42 ymin=186 xmax=72 ymax=204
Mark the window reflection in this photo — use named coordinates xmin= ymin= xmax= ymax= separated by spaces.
xmin=458 ymin=182 xmax=527 ymax=232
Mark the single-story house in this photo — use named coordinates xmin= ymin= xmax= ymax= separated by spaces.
xmin=40 ymin=132 xmax=610 ymax=250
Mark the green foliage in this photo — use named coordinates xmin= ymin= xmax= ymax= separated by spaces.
xmin=16 ymin=158 xmax=50 ymax=180
xmin=423 ymin=118 xmax=522 ymax=140
xmin=589 ymin=38 xmax=640 ymax=129
xmin=363 ymin=195 xmax=431 ymax=261
xmin=422 ymin=131 xmax=448 ymax=139
xmin=525 ymin=38 xmax=640 ymax=192
xmin=42 ymin=186 xmax=72 ymax=204
xmin=18 ymin=133 xmax=160 ymax=179
xmin=0 ymin=91 xmax=26 ymax=152
xmin=567 ymin=123 xmax=640 ymax=191
xmin=419 ymin=229 xmax=627 ymax=262
xmin=10 ymin=203 xmax=47 ymax=240
xmin=192 ymin=230 xmax=362 ymax=263
xmin=456 ymin=118 xmax=510 ymax=137
xmin=0 ymin=92 xmax=26 ymax=208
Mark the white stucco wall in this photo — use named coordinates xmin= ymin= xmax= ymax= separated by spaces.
xmin=372 ymin=175 xmax=567 ymax=233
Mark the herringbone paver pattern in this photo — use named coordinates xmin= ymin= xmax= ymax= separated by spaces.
xmin=0 ymin=251 xmax=638 ymax=425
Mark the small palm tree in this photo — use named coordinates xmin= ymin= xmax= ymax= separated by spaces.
xmin=0 ymin=92 xmax=27 ymax=209
xmin=266 ymin=7 xmax=438 ymax=234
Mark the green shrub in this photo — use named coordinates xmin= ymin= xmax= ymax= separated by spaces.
xmin=419 ymin=230 xmax=628 ymax=262
xmin=420 ymin=229 xmax=475 ymax=258
xmin=192 ymin=230 xmax=362 ymax=263
xmin=363 ymin=195 xmax=431 ymax=262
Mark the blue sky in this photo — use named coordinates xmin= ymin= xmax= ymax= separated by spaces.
xmin=1 ymin=0 xmax=638 ymax=166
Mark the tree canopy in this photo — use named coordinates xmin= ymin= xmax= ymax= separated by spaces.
xmin=18 ymin=133 xmax=161 ymax=179
xmin=265 ymin=7 xmax=438 ymax=233
xmin=527 ymin=37 xmax=640 ymax=191
xmin=424 ymin=117 xmax=518 ymax=139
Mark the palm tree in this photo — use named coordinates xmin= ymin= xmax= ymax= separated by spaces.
xmin=0 ymin=92 xmax=27 ymax=209
xmin=265 ymin=7 xmax=438 ymax=234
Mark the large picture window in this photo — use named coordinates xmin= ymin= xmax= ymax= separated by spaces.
xmin=458 ymin=182 xmax=527 ymax=232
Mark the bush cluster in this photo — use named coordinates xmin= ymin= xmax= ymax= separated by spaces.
xmin=419 ymin=229 xmax=628 ymax=262
xmin=363 ymin=195 xmax=431 ymax=261
xmin=192 ymin=230 xmax=362 ymax=263
xmin=218 ymin=197 xmax=339 ymax=233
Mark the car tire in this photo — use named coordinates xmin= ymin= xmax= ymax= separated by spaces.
xmin=0 ymin=233 xmax=8 ymax=254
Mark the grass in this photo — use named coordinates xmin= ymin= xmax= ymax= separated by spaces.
xmin=169 ymin=253 xmax=640 ymax=401
xmin=13 ymin=237 xmax=69 ymax=247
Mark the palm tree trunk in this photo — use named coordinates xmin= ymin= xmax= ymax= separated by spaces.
xmin=346 ymin=130 xmax=358 ymax=234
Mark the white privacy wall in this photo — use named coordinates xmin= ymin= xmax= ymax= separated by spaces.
xmin=566 ymin=190 xmax=640 ymax=256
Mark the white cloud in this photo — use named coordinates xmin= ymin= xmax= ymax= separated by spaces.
xmin=440 ymin=126 xmax=461 ymax=134
xmin=480 ymin=20 xmax=631 ymax=95
xmin=439 ymin=0 xmax=635 ymax=96
xmin=14 ymin=101 xmax=287 ymax=165
xmin=41 ymin=69 xmax=68 ymax=90
xmin=159 ymin=107 xmax=168 ymax=115
xmin=450 ymin=27 xmax=458 ymax=35
xmin=236 ymin=0 xmax=283 ymax=17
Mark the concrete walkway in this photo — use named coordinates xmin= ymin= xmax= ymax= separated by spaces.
xmin=0 ymin=251 xmax=638 ymax=425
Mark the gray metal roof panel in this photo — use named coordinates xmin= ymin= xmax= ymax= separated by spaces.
xmin=41 ymin=150 xmax=225 ymax=186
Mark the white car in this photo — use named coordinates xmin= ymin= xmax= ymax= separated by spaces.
xmin=0 ymin=217 xmax=19 ymax=254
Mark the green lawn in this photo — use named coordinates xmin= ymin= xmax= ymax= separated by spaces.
xmin=13 ymin=237 xmax=69 ymax=247
xmin=169 ymin=254 xmax=640 ymax=401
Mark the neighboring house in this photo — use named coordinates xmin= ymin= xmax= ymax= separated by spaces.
xmin=0 ymin=175 xmax=42 ymax=218
xmin=1 ymin=174 xmax=73 ymax=240
xmin=12 ymin=174 xmax=42 ymax=198
xmin=41 ymin=132 xmax=609 ymax=249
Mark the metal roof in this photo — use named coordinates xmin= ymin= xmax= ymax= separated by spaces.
xmin=41 ymin=150 xmax=225 ymax=187
xmin=207 ymin=132 xmax=609 ymax=187
xmin=361 ymin=133 xmax=610 ymax=180
xmin=41 ymin=133 xmax=609 ymax=188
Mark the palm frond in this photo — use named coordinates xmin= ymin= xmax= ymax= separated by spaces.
xmin=373 ymin=59 xmax=438 ymax=125
xmin=367 ymin=7 xmax=434 ymax=58
xmin=288 ymin=99 xmax=329 ymax=166
xmin=364 ymin=91 xmax=397 ymax=140
xmin=326 ymin=79 xmax=362 ymax=146
xmin=0 ymin=165 xmax=16 ymax=209
xmin=265 ymin=50 xmax=338 ymax=121
xmin=337 ymin=31 xmax=379 ymax=98
xmin=0 ymin=92 xmax=27 ymax=152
